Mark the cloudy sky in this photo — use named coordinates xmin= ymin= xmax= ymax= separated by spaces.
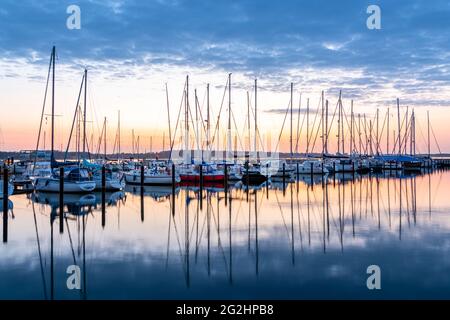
xmin=1 ymin=0 xmax=449 ymax=153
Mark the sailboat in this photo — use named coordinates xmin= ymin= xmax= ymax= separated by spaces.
xmin=124 ymin=161 xmax=180 ymax=185
xmin=32 ymin=47 xmax=96 ymax=194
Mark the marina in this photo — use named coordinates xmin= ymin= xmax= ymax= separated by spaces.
xmin=1 ymin=167 xmax=450 ymax=299
xmin=2 ymin=1 xmax=450 ymax=304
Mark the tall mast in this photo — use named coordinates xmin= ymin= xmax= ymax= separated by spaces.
xmin=51 ymin=46 xmax=55 ymax=164
xmin=306 ymin=98 xmax=310 ymax=155
xmin=376 ymin=108 xmax=379 ymax=155
xmin=325 ymin=100 xmax=329 ymax=154
xmin=165 ymin=83 xmax=172 ymax=157
xmin=83 ymin=68 xmax=87 ymax=156
xmin=386 ymin=108 xmax=389 ymax=154
xmin=321 ymin=91 xmax=325 ymax=155
xmin=290 ymin=82 xmax=293 ymax=160
xmin=132 ymin=129 xmax=135 ymax=155
xmin=185 ymin=75 xmax=190 ymax=163
xmin=103 ymin=117 xmax=107 ymax=160
xmin=247 ymin=91 xmax=250 ymax=154
xmin=337 ymin=92 xmax=341 ymax=154
xmin=427 ymin=110 xmax=431 ymax=158
xmin=404 ymin=107 xmax=409 ymax=155
xmin=350 ymin=100 xmax=353 ymax=155
xmin=397 ymin=98 xmax=401 ymax=155
xmin=254 ymin=79 xmax=258 ymax=156
xmin=206 ymin=84 xmax=210 ymax=159
xmin=227 ymin=73 xmax=232 ymax=162
xmin=358 ymin=114 xmax=362 ymax=154
xmin=118 ymin=110 xmax=121 ymax=160
xmin=195 ymin=89 xmax=199 ymax=153
xmin=410 ymin=110 xmax=415 ymax=155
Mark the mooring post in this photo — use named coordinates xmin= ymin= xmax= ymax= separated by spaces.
xmin=140 ymin=164 xmax=144 ymax=222
xmin=333 ymin=162 xmax=336 ymax=187
xmin=102 ymin=165 xmax=106 ymax=228
xmin=352 ymin=162 xmax=355 ymax=180
xmin=59 ymin=167 xmax=64 ymax=234
xmin=282 ymin=162 xmax=286 ymax=188
xmin=172 ymin=163 xmax=176 ymax=217
xmin=199 ymin=164 xmax=203 ymax=209
xmin=310 ymin=162 xmax=314 ymax=185
xmin=224 ymin=164 xmax=228 ymax=206
xmin=266 ymin=163 xmax=269 ymax=199
xmin=3 ymin=165 xmax=8 ymax=243
xmin=296 ymin=162 xmax=299 ymax=176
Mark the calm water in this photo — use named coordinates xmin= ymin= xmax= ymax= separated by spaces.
xmin=1 ymin=170 xmax=450 ymax=300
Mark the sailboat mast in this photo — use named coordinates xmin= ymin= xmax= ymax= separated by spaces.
xmin=325 ymin=99 xmax=329 ymax=154
xmin=321 ymin=91 xmax=325 ymax=155
xmin=397 ymin=98 xmax=401 ymax=155
xmin=358 ymin=114 xmax=362 ymax=154
xmin=103 ymin=117 xmax=107 ymax=160
xmin=410 ymin=110 xmax=415 ymax=155
xmin=376 ymin=108 xmax=379 ymax=155
xmin=337 ymin=93 xmax=341 ymax=154
xmin=195 ymin=89 xmax=200 ymax=153
xmin=387 ymin=108 xmax=389 ymax=154
xmin=165 ymin=83 xmax=172 ymax=155
xmin=185 ymin=75 xmax=190 ymax=163
xmin=118 ymin=110 xmax=121 ymax=160
xmin=254 ymin=79 xmax=258 ymax=160
xmin=247 ymin=91 xmax=250 ymax=154
xmin=83 ymin=68 xmax=87 ymax=156
xmin=350 ymin=100 xmax=353 ymax=155
xmin=290 ymin=82 xmax=293 ymax=160
xmin=306 ymin=98 xmax=310 ymax=155
xmin=427 ymin=110 xmax=431 ymax=157
xmin=227 ymin=73 xmax=232 ymax=162
xmin=207 ymin=84 xmax=210 ymax=156
xmin=51 ymin=46 xmax=55 ymax=163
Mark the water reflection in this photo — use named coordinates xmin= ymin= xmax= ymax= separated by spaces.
xmin=1 ymin=169 xmax=450 ymax=299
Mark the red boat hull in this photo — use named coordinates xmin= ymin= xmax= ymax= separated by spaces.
xmin=180 ymin=174 xmax=225 ymax=183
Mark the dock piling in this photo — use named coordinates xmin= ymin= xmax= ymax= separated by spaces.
xmin=59 ymin=167 xmax=64 ymax=234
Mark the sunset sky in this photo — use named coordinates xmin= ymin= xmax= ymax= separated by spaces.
xmin=1 ymin=0 xmax=450 ymax=154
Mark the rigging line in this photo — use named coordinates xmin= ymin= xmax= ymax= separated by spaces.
xmin=295 ymin=94 xmax=305 ymax=153
xmin=166 ymin=205 xmax=172 ymax=269
xmin=273 ymin=96 xmax=292 ymax=154
xmin=231 ymin=108 xmax=245 ymax=152
xmin=326 ymin=99 xmax=340 ymax=145
xmin=307 ymin=95 xmax=322 ymax=149
xmin=170 ymin=209 xmax=188 ymax=278
xmin=274 ymin=191 xmax=294 ymax=245
xmin=309 ymin=115 xmax=323 ymax=154
xmin=248 ymin=90 xmax=266 ymax=153
xmin=399 ymin=114 xmax=412 ymax=154
xmin=210 ymin=78 xmax=229 ymax=146
xmin=209 ymin=199 xmax=230 ymax=274
xmin=375 ymin=110 xmax=389 ymax=155
xmin=416 ymin=122 xmax=428 ymax=154
xmin=391 ymin=109 xmax=408 ymax=154
xmin=34 ymin=51 xmax=53 ymax=172
xmin=169 ymin=80 xmax=187 ymax=157
xmin=430 ymin=124 xmax=442 ymax=154
xmin=64 ymin=74 xmax=85 ymax=161
xmin=32 ymin=201 xmax=48 ymax=300
xmin=65 ymin=215 xmax=78 ymax=266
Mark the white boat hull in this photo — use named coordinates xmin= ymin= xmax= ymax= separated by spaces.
xmin=34 ymin=178 xmax=96 ymax=193
xmin=93 ymin=178 xmax=125 ymax=191
xmin=124 ymin=173 xmax=180 ymax=185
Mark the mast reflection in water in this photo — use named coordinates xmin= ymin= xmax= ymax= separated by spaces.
xmin=1 ymin=170 xmax=450 ymax=299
